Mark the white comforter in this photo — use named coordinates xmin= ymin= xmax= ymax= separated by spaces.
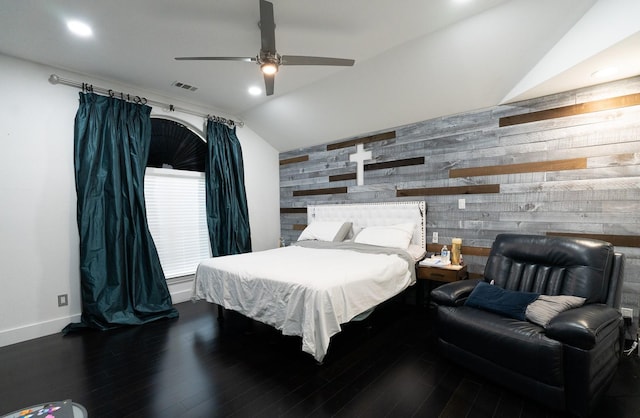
xmin=192 ymin=241 xmax=415 ymax=362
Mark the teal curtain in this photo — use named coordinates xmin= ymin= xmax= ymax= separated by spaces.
xmin=69 ymin=92 xmax=178 ymax=331
xmin=205 ymin=121 xmax=252 ymax=256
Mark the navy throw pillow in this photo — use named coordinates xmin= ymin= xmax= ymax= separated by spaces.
xmin=465 ymin=281 xmax=540 ymax=320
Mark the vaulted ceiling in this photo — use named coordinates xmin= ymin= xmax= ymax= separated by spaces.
xmin=2 ymin=0 xmax=639 ymax=151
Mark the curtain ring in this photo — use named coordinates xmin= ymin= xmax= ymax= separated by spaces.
xmin=108 ymin=89 xmax=115 ymax=98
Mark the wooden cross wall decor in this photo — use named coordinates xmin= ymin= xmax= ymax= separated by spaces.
xmin=349 ymin=143 xmax=372 ymax=186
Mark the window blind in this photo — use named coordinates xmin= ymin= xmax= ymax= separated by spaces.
xmin=144 ymin=167 xmax=211 ymax=279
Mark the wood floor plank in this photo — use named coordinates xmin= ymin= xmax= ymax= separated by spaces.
xmin=465 ymin=380 xmax=502 ymax=418
xmin=0 ymin=299 xmax=638 ymax=418
xmin=439 ymin=378 xmax=481 ymax=418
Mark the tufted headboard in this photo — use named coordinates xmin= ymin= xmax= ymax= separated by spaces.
xmin=307 ymin=201 xmax=427 ymax=250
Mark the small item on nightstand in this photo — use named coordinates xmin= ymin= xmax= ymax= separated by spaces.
xmin=441 ymin=245 xmax=450 ymax=264
xmin=419 ymin=255 xmax=450 ymax=266
xmin=451 ymin=238 xmax=462 ymax=265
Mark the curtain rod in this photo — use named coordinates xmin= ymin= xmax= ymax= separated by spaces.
xmin=48 ymin=74 xmax=243 ymax=128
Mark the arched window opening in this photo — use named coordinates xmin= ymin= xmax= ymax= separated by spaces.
xmin=144 ymin=118 xmax=211 ymax=280
xmin=148 ymin=118 xmax=206 ymax=171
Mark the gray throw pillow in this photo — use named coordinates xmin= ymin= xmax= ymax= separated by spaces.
xmin=525 ymin=295 xmax=586 ymax=328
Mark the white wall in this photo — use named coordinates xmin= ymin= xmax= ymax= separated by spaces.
xmin=0 ymin=53 xmax=280 ymax=346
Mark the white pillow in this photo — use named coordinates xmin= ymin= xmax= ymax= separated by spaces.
xmin=297 ymin=221 xmax=352 ymax=242
xmin=354 ymin=223 xmax=415 ymax=249
xmin=344 ymin=225 xmax=363 ymax=241
xmin=407 ymin=244 xmax=427 ymax=261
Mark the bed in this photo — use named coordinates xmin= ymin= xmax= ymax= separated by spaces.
xmin=192 ymin=201 xmax=426 ymax=362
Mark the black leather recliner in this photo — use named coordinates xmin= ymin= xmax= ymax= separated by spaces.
xmin=431 ymin=234 xmax=625 ymax=417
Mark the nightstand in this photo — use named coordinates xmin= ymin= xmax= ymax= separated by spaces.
xmin=415 ymin=263 xmax=468 ymax=307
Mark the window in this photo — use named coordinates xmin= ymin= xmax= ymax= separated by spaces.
xmin=145 ymin=118 xmax=210 ymax=279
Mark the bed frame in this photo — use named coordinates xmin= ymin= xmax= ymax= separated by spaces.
xmin=209 ymin=200 xmax=428 ymax=360
xmin=307 ymin=200 xmax=426 ymax=251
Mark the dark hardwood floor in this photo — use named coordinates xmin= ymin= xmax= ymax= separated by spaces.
xmin=1 ymin=296 xmax=638 ymax=417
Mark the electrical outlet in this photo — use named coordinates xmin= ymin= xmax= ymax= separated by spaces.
xmin=621 ymin=307 xmax=633 ymax=318
xmin=432 ymin=231 xmax=438 ymax=243
xmin=58 ymin=294 xmax=68 ymax=307
xmin=458 ymin=198 xmax=466 ymax=209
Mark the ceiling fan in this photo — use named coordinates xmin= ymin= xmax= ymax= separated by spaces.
xmin=175 ymin=0 xmax=355 ymax=96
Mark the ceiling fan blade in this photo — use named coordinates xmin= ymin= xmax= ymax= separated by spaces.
xmin=175 ymin=56 xmax=256 ymax=62
xmin=264 ymin=73 xmax=275 ymax=96
xmin=174 ymin=2 xmax=355 ymax=97
xmin=259 ymin=0 xmax=276 ymax=53
xmin=280 ymin=55 xmax=355 ymax=66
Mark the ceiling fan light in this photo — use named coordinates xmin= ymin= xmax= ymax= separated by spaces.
xmin=261 ymin=62 xmax=278 ymax=75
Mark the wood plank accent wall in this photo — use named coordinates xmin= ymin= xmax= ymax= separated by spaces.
xmin=280 ymin=155 xmax=309 ymax=166
xmin=499 ymin=92 xmax=640 ymax=127
xmin=329 ymin=173 xmax=357 ymax=182
xmin=365 ymin=157 xmax=425 ymax=171
xmin=449 ymin=158 xmax=587 ymax=178
xmin=280 ymin=207 xmax=307 ymax=214
xmin=292 ymin=187 xmax=347 ymax=197
xmin=280 ymin=76 xmax=640 ymax=315
xmin=326 ymin=130 xmax=396 ymax=150
xmin=546 ymin=232 xmax=640 ymax=249
xmin=397 ymin=184 xmax=500 ymax=197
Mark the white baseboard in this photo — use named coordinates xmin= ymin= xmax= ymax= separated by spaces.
xmin=0 ymin=281 xmax=193 ymax=348
xmin=0 ymin=313 xmax=82 ymax=348
xmin=168 ymin=277 xmax=194 ymax=304
xmin=170 ymin=286 xmax=194 ymax=304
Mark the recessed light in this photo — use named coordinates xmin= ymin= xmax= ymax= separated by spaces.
xmin=591 ymin=66 xmax=618 ymax=79
xmin=67 ymin=20 xmax=93 ymax=37
xmin=248 ymin=86 xmax=262 ymax=96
